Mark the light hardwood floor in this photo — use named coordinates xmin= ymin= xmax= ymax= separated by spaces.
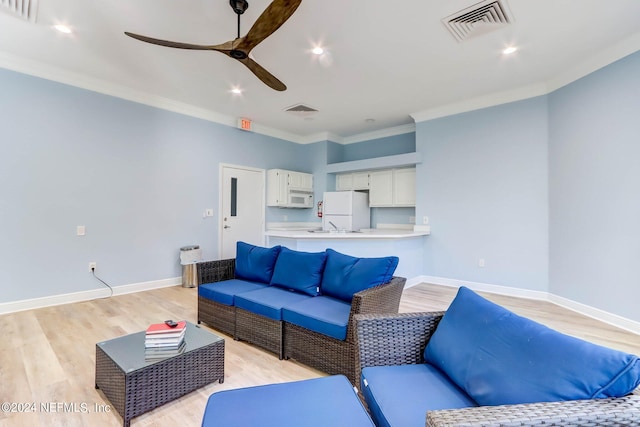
xmin=1 ymin=283 xmax=639 ymax=426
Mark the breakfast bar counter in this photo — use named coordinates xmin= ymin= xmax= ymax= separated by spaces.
xmin=265 ymin=227 xmax=429 ymax=280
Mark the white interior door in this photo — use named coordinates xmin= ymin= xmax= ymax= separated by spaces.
xmin=220 ymin=165 xmax=265 ymax=259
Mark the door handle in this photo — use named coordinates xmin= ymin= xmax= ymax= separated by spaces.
xmin=224 ymin=225 xmax=231 ymax=229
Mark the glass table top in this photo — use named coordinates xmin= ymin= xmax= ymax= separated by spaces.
xmin=97 ymin=322 xmax=223 ymax=373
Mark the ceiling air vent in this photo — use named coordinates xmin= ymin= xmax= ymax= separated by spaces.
xmin=283 ymin=103 xmax=319 ymax=118
xmin=0 ymin=0 xmax=39 ymax=22
xmin=442 ymin=0 xmax=512 ymax=42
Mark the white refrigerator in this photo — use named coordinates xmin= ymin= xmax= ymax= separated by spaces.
xmin=322 ymin=191 xmax=370 ymax=231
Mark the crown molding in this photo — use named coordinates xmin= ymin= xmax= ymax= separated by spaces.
xmin=545 ymin=31 xmax=640 ymax=93
xmin=0 ymin=51 xmax=243 ymax=127
xmin=341 ymin=123 xmax=416 ymax=145
xmin=4 ymin=30 xmax=639 ymax=145
xmin=411 ymin=83 xmax=548 ymax=123
xmin=296 ymin=131 xmax=344 ymax=144
xmin=412 ymin=32 xmax=640 ymax=124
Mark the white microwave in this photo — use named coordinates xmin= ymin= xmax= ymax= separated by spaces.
xmin=288 ymin=191 xmax=313 ymax=208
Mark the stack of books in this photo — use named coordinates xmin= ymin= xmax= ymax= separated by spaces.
xmin=144 ymin=320 xmax=187 ymax=361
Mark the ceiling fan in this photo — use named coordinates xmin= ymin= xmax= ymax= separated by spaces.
xmin=124 ymin=0 xmax=302 ymax=91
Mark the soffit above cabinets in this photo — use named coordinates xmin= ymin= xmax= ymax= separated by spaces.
xmin=325 ymin=152 xmax=422 ymax=174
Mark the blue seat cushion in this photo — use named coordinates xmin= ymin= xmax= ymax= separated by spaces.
xmin=282 ymin=296 xmax=351 ymax=341
xmin=198 ymin=279 xmax=267 ymax=306
xmin=424 ymin=286 xmax=640 ymax=406
xmin=202 ymin=375 xmax=374 ymax=427
xmin=234 ymin=286 xmax=313 ymax=321
xmin=361 ymin=364 xmax=477 ymax=427
xmin=235 ymin=241 xmax=281 ymax=284
xmin=320 ymin=248 xmax=399 ymax=302
xmin=269 ymin=247 xmax=327 ymax=296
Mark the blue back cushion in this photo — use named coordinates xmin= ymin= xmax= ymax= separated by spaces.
xmin=235 ymin=242 xmax=281 ymax=284
xmin=270 ymin=247 xmax=327 ymax=296
xmin=320 ymin=249 xmax=399 ymax=302
xmin=424 ymin=286 xmax=640 ymax=406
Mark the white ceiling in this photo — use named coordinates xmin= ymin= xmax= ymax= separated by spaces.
xmin=2 ymin=0 xmax=640 ymax=143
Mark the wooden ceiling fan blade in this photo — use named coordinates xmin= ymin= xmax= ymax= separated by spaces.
xmin=236 ymin=0 xmax=302 ymax=52
xmin=239 ymin=57 xmax=286 ymax=91
xmin=124 ymin=32 xmax=222 ymax=51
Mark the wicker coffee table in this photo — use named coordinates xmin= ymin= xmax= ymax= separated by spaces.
xmin=95 ymin=322 xmax=224 ymax=427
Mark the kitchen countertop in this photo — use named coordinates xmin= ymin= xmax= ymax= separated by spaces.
xmin=265 ymin=228 xmax=430 ymax=239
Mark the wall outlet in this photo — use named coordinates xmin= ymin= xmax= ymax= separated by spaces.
xmin=422 ymin=216 xmax=429 ymax=225
xmin=478 ymin=258 xmax=485 ymax=268
xmin=205 ymin=208 xmax=214 ymax=217
xmin=77 ymin=225 xmax=86 ymax=236
xmin=89 ymin=262 xmax=97 ymax=272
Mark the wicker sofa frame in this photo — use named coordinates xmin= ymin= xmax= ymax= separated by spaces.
xmin=197 ymin=258 xmax=406 ymax=384
xmin=355 ymin=311 xmax=640 ymax=427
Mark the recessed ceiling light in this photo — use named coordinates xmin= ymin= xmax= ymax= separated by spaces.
xmin=230 ymin=87 xmax=243 ymax=95
xmin=502 ymin=46 xmax=518 ymax=55
xmin=54 ymin=24 xmax=72 ymax=34
xmin=312 ymin=46 xmax=324 ymax=55
xmin=365 ymin=118 xmax=376 ymax=123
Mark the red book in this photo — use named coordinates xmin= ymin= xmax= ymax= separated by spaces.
xmin=146 ymin=320 xmax=187 ymax=335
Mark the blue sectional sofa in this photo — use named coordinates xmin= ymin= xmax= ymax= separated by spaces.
xmin=356 ymin=286 xmax=640 ymax=427
xmin=197 ymin=242 xmax=406 ymax=383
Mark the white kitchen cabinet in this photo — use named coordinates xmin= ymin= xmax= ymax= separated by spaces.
xmin=336 ymin=173 xmax=352 ymax=191
xmin=267 ymin=169 xmax=313 ymax=208
xmin=352 ymin=172 xmax=370 ymax=190
xmin=287 ymin=171 xmax=313 ymax=191
xmin=368 ymin=167 xmax=416 ymax=207
xmin=392 ymin=168 xmax=416 ymax=206
xmin=368 ymin=170 xmax=394 ymax=207
xmin=336 ymin=172 xmax=370 ymax=191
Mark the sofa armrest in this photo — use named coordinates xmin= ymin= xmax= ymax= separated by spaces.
xmin=426 ymin=392 xmax=640 ymax=427
xmin=197 ymin=258 xmax=236 ymax=285
xmin=344 ymin=276 xmax=406 ymax=343
xmin=351 ymin=276 xmax=407 ymax=316
xmin=355 ymin=311 xmax=445 ymax=375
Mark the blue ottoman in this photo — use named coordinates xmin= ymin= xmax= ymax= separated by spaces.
xmin=201 ymin=375 xmax=374 ymax=427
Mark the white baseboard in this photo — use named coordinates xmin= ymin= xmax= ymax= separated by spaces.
xmin=417 ymin=275 xmax=640 ymax=336
xmin=405 ymin=276 xmax=426 ymax=288
xmin=0 ymin=277 xmax=182 ymax=315
xmin=548 ymin=293 xmax=640 ymax=336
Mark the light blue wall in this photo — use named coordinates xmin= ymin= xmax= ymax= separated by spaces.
xmin=340 ymin=132 xmax=415 ymax=162
xmin=415 ymin=97 xmax=549 ymax=291
xmin=0 ymin=68 xmax=307 ymax=303
xmin=548 ymin=51 xmax=640 ymax=321
xmin=4 ymin=47 xmax=639 ymax=323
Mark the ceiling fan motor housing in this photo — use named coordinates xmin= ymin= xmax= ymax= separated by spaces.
xmin=230 ymin=0 xmax=249 ymax=14
xmin=230 ymin=49 xmax=248 ymax=59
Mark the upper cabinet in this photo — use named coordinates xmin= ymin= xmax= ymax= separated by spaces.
xmin=392 ymin=168 xmax=416 ymax=207
xmin=368 ymin=170 xmax=394 ymax=206
xmin=267 ymin=169 xmax=314 ymax=208
xmin=287 ymin=170 xmax=313 ymax=191
xmin=336 ymin=171 xmax=370 ymax=191
xmin=336 ymin=167 xmax=415 ymax=207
